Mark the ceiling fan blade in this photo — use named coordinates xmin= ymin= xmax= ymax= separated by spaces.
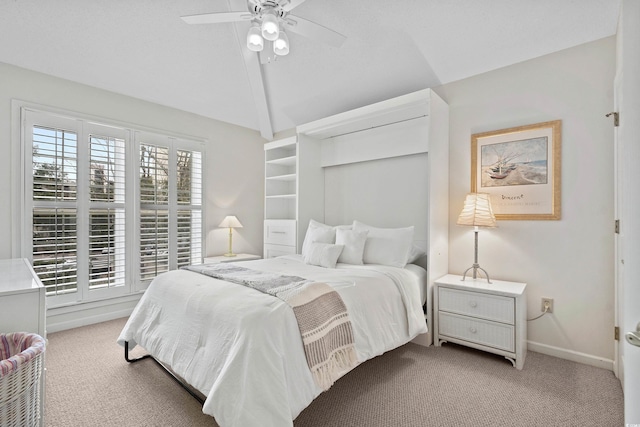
xmin=280 ymin=0 xmax=309 ymax=12
xmin=283 ymin=16 xmax=346 ymax=47
xmin=181 ymin=11 xmax=252 ymax=25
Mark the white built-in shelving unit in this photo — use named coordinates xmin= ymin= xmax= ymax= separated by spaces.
xmin=263 ymin=135 xmax=324 ymax=257
xmin=263 ymin=89 xmax=449 ymax=347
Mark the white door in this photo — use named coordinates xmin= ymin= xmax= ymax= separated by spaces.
xmin=616 ymin=0 xmax=640 ymax=423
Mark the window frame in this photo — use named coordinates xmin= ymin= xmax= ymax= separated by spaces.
xmin=16 ymin=103 xmax=206 ymax=307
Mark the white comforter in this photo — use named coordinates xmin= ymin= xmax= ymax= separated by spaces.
xmin=117 ymin=255 xmax=427 ymax=427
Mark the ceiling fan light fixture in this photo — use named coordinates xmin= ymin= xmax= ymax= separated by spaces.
xmin=261 ymin=11 xmax=280 ymax=41
xmin=273 ymin=31 xmax=289 ymax=56
xmin=247 ymin=24 xmax=264 ymax=51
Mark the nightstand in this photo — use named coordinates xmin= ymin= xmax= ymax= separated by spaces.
xmin=203 ymin=254 xmax=261 ymax=264
xmin=434 ymin=274 xmax=527 ymax=369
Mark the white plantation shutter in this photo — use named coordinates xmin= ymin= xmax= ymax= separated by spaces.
xmin=139 ymin=143 xmax=170 ymax=283
xmin=140 ymin=210 xmax=170 ymax=281
xmin=32 ymin=208 xmax=78 ymax=296
xmin=177 ymin=210 xmax=202 ymax=267
xmin=176 ymin=149 xmax=202 ymax=267
xmin=88 ymin=134 xmax=126 ymax=290
xmin=31 ymin=123 xmax=79 ymax=299
xmin=22 ymin=107 xmax=204 ymax=305
xmin=137 ymin=138 xmax=203 ymax=286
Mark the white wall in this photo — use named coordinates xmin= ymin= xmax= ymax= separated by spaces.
xmin=434 ymin=37 xmax=616 ymax=366
xmin=0 ymin=61 xmax=265 ymax=260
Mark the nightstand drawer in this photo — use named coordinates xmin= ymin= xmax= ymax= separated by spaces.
xmin=264 ymin=220 xmax=296 ymax=246
xmin=438 ymin=312 xmax=515 ymax=352
xmin=438 ymin=287 xmax=515 ymax=324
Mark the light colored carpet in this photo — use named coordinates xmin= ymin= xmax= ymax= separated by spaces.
xmin=45 ymin=318 xmax=624 ymax=426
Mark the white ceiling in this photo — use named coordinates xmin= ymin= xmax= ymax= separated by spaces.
xmin=0 ymin=0 xmax=621 ymax=140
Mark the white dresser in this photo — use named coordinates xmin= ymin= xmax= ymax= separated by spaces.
xmin=434 ymin=274 xmax=527 ymax=369
xmin=0 ymin=258 xmax=46 ymax=426
xmin=0 ymin=258 xmax=46 ymax=337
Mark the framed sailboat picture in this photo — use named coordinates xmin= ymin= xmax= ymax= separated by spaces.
xmin=471 ymin=120 xmax=561 ymax=220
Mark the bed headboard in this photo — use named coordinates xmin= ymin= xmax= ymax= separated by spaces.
xmin=323 ymin=152 xmax=429 ymax=269
xmin=295 ymin=89 xmax=449 ymax=348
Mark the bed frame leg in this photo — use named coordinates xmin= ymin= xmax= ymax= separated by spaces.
xmin=123 ymin=341 xmax=205 ymax=405
xmin=124 ymin=340 xmax=152 ymax=363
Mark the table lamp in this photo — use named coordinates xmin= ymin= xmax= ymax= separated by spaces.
xmin=457 ymin=193 xmax=497 ymax=283
xmin=219 ymin=215 xmax=243 ymax=257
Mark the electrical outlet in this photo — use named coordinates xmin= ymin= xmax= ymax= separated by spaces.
xmin=541 ymin=298 xmax=554 ymax=313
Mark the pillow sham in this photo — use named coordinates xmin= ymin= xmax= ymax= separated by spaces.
xmin=335 ymin=228 xmax=368 ymax=265
xmin=303 ymin=243 xmax=344 ymax=269
xmin=352 ymin=220 xmax=414 ymax=268
xmin=301 ymin=219 xmax=352 ymax=257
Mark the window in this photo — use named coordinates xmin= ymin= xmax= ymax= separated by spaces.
xmin=21 ymin=108 xmax=204 ymax=306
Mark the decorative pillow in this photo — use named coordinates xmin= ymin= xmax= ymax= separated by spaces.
xmin=301 ymin=227 xmax=335 ymax=257
xmin=335 ymin=228 xmax=368 ymax=265
xmin=304 ymin=243 xmax=344 ymax=269
xmin=301 ymin=219 xmax=352 ymax=257
xmin=352 ymin=220 xmax=414 ymax=268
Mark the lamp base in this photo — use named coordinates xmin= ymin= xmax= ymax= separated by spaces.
xmin=461 ymin=263 xmax=492 ymax=284
xmin=461 ymin=229 xmax=492 ymax=284
xmin=223 ymin=253 xmax=237 ymax=257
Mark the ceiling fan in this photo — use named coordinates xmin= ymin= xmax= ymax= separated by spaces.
xmin=181 ymin=0 xmax=346 ymax=63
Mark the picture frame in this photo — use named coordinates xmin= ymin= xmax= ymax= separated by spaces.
xmin=471 ymin=120 xmax=561 ymax=220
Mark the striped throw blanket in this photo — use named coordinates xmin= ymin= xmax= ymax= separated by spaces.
xmin=183 ymin=264 xmax=358 ymax=390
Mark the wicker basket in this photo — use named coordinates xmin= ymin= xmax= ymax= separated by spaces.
xmin=0 ymin=333 xmax=46 ymax=427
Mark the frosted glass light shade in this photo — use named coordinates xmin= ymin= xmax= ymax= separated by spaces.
xmin=261 ymin=12 xmax=280 ymax=41
xmin=219 ymin=215 xmax=243 ymax=228
xmin=247 ymin=25 xmax=264 ymax=52
xmin=457 ymin=193 xmax=497 ymax=228
xmin=273 ymin=31 xmax=289 ymax=56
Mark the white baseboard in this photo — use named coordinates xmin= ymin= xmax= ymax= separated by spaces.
xmin=47 ymin=294 xmax=142 ymax=333
xmin=527 ymin=340 xmax=614 ymax=371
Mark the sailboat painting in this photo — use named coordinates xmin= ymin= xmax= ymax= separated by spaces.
xmin=480 ymin=137 xmax=548 ymax=188
xmin=471 ymin=120 xmax=561 ymax=220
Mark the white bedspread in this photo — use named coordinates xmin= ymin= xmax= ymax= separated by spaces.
xmin=117 ymin=255 xmax=427 ymax=427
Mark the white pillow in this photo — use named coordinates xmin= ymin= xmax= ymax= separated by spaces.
xmin=304 ymin=243 xmax=344 ymax=269
xmin=353 ymin=220 xmax=414 ymax=268
xmin=335 ymin=228 xmax=368 ymax=265
xmin=301 ymin=219 xmax=352 ymax=256
xmin=301 ymin=227 xmax=335 ymax=257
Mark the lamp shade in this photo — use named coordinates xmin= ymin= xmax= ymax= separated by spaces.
xmin=247 ymin=25 xmax=264 ymax=52
xmin=219 ymin=215 xmax=243 ymax=228
xmin=457 ymin=193 xmax=497 ymax=228
xmin=261 ymin=11 xmax=280 ymax=41
xmin=273 ymin=31 xmax=289 ymax=56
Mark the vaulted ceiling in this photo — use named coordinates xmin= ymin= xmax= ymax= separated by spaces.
xmin=0 ymin=0 xmax=621 ymax=140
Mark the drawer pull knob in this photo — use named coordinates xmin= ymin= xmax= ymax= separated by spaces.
xmin=469 ymin=301 xmax=478 ymax=308
xmin=469 ymin=327 xmax=477 ymax=334
xmin=271 ymin=231 xmax=286 ymax=234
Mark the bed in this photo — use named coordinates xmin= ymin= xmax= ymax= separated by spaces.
xmin=118 ymin=233 xmax=428 ymax=427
